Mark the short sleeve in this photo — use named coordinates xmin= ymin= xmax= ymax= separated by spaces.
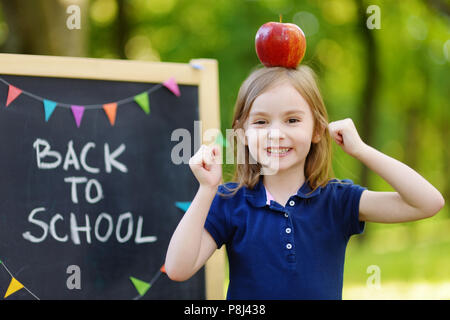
xmin=334 ymin=179 xmax=367 ymax=238
xmin=204 ymin=186 xmax=231 ymax=249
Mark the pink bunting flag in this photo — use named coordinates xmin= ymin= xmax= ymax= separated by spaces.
xmin=71 ymin=105 xmax=85 ymax=128
xmin=6 ymin=85 xmax=22 ymax=107
xmin=163 ymin=77 xmax=180 ymax=97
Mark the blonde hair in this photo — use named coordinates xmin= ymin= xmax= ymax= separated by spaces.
xmin=220 ymin=65 xmax=334 ymax=197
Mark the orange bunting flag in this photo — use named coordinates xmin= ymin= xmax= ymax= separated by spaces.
xmin=103 ymin=102 xmax=118 ymax=126
xmin=160 ymin=265 xmax=166 ymax=274
xmin=4 ymin=277 xmax=24 ymax=299
xmin=6 ymin=85 xmax=22 ymax=107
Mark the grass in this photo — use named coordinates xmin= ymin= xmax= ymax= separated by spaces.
xmin=343 ymin=214 xmax=450 ymax=299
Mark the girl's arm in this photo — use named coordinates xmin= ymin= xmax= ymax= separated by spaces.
xmin=165 ymin=144 xmax=222 ymax=281
xmin=328 ymin=119 xmax=445 ymax=223
xmin=165 ymin=185 xmax=218 ymax=281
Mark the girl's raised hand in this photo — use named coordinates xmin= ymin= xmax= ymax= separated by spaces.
xmin=189 ymin=143 xmax=223 ymax=190
xmin=328 ymin=118 xmax=367 ymax=158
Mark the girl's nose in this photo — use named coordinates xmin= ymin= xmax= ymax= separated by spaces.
xmin=267 ymin=127 xmax=285 ymax=143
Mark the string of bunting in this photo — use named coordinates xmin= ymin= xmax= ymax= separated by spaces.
xmin=130 ymin=264 xmax=166 ymax=299
xmin=1 ymin=257 xmax=166 ymax=300
xmin=0 ymin=202 xmax=189 ymax=299
xmin=128 ymin=199 xmax=195 ymax=298
xmin=0 ymin=259 xmax=40 ymax=300
xmin=0 ymin=76 xmax=181 ymax=127
xmin=128 ymin=200 xmax=195 ymax=299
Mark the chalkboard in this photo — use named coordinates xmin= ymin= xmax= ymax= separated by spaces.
xmin=0 ymin=54 xmax=224 ymax=300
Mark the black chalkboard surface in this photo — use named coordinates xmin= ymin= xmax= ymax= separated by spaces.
xmin=0 ymin=72 xmax=204 ymax=299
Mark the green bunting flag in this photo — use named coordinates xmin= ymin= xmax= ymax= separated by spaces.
xmin=134 ymin=92 xmax=150 ymax=114
xmin=215 ymin=134 xmax=228 ymax=148
xmin=130 ymin=276 xmax=151 ymax=296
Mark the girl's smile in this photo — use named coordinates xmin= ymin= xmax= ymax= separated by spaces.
xmin=266 ymin=147 xmax=293 ymax=157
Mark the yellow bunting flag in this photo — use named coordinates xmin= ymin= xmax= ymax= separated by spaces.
xmin=4 ymin=277 xmax=24 ymax=299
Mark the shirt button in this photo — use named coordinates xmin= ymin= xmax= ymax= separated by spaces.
xmin=286 ymin=243 xmax=292 ymax=250
xmin=284 ymin=213 xmax=289 ymax=218
xmin=289 ymin=200 xmax=295 ymax=206
xmin=285 ymin=228 xmax=291 ymax=234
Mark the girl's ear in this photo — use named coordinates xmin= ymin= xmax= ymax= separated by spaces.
xmin=312 ymin=125 xmax=325 ymax=143
xmin=311 ymin=135 xmax=322 ymax=143
xmin=312 ymin=133 xmax=321 ymax=143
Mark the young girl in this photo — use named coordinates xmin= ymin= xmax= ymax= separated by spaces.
xmin=165 ymin=65 xmax=445 ymax=300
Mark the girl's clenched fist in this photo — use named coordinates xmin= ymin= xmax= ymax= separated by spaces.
xmin=188 ymin=144 xmax=222 ymax=190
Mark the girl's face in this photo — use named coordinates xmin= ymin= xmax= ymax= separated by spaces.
xmin=244 ymin=82 xmax=319 ymax=175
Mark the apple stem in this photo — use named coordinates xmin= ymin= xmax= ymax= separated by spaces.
xmin=279 ymin=14 xmax=282 ymax=23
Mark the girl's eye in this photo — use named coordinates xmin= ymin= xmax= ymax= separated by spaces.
xmin=288 ymin=118 xmax=300 ymax=123
xmin=253 ymin=120 xmax=266 ymax=125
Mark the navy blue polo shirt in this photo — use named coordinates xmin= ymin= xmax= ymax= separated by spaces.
xmin=204 ymin=176 xmax=366 ymax=300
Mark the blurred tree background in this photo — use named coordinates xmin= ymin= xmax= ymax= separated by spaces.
xmin=0 ymin=0 xmax=448 ymax=299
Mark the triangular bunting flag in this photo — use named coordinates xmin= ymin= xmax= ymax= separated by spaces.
xmin=43 ymin=100 xmax=58 ymax=122
xmin=215 ymin=134 xmax=228 ymax=148
xmin=134 ymin=92 xmax=150 ymax=114
xmin=71 ymin=105 xmax=85 ymax=128
xmin=160 ymin=265 xmax=166 ymax=274
xmin=175 ymin=201 xmax=191 ymax=212
xmin=130 ymin=276 xmax=151 ymax=296
xmin=6 ymin=85 xmax=22 ymax=107
xmin=4 ymin=277 xmax=24 ymax=299
xmin=163 ymin=77 xmax=180 ymax=97
xmin=103 ymin=102 xmax=117 ymax=126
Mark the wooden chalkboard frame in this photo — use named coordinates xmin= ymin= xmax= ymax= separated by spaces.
xmin=0 ymin=53 xmax=225 ymax=300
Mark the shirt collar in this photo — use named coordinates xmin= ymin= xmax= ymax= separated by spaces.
xmin=244 ymin=175 xmax=322 ymax=208
xmin=265 ymin=187 xmax=275 ymax=205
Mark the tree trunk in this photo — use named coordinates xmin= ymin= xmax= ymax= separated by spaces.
xmin=354 ymin=1 xmax=380 ymax=244
xmin=441 ymin=118 xmax=450 ymax=216
xmin=115 ymin=0 xmax=129 ymax=59
xmin=0 ymin=0 xmax=88 ymax=56
xmin=358 ymin=1 xmax=378 ymax=189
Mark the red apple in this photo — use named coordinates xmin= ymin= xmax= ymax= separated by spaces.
xmin=255 ymin=22 xmax=306 ymax=68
